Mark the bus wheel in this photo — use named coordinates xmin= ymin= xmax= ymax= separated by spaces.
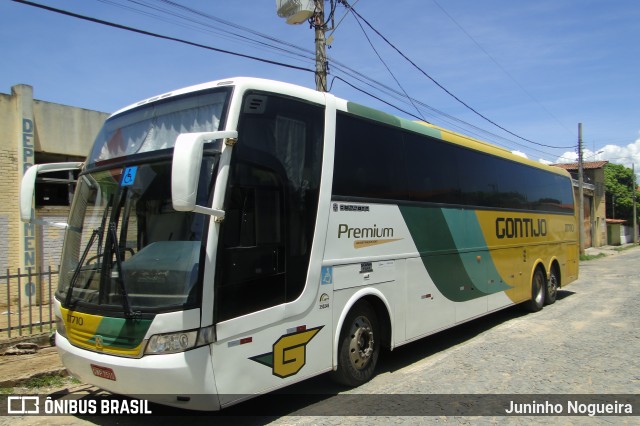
xmin=525 ymin=268 xmax=545 ymax=312
xmin=545 ymin=267 xmax=559 ymax=305
xmin=332 ymin=301 xmax=380 ymax=387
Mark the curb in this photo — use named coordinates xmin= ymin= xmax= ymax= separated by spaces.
xmin=0 ymin=333 xmax=52 ymax=352
xmin=0 ymin=367 xmax=68 ymax=388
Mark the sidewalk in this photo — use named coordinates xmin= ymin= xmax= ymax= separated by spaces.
xmin=584 ymin=242 xmax=638 ymax=256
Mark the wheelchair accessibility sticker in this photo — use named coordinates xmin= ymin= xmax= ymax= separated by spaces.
xmin=121 ymin=166 xmax=138 ymax=187
xmin=321 ymin=266 xmax=333 ymax=285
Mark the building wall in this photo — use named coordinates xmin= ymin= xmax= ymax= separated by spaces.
xmin=33 ymin=98 xmax=108 ymax=156
xmin=0 ymin=84 xmax=109 ymax=305
xmin=565 ymin=169 xmax=608 ymax=248
xmin=589 ymin=168 xmax=607 ymax=247
xmin=0 ymin=89 xmax=21 ymax=277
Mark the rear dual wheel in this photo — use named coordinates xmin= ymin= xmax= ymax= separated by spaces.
xmin=525 ymin=268 xmax=546 ymax=312
xmin=545 ymin=268 xmax=559 ymax=305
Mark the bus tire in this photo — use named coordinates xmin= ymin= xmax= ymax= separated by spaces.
xmin=545 ymin=267 xmax=559 ymax=305
xmin=332 ymin=301 xmax=380 ymax=387
xmin=525 ymin=267 xmax=545 ymax=312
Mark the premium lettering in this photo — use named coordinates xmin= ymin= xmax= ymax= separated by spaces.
xmin=496 ymin=217 xmax=547 ymax=239
xmin=338 ymin=224 xmax=394 ymax=239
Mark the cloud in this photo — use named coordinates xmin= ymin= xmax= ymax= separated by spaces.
xmin=555 ymin=137 xmax=640 ymax=178
xmin=511 ymin=150 xmax=528 ymax=158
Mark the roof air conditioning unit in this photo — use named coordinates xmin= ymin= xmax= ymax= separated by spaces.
xmin=276 ymin=0 xmax=316 ymax=25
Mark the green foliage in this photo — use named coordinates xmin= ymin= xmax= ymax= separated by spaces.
xmin=580 ymin=253 xmax=607 ymax=261
xmin=23 ymin=374 xmax=65 ymax=389
xmin=604 ymin=163 xmax=639 ymax=224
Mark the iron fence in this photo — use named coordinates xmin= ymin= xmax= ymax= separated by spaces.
xmin=1 ymin=267 xmax=58 ymax=339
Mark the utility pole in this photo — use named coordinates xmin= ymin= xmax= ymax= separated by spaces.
xmin=578 ymin=123 xmax=585 ymax=255
xmin=633 ymin=163 xmax=638 ymax=244
xmin=276 ymin=0 xmax=329 ymax=92
xmin=313 ymin=0 xmax=328 ymax=92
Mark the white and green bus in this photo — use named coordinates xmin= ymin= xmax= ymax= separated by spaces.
xmin=21 ymin=77 xmax=578 ymax=410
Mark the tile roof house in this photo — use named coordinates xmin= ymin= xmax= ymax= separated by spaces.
xmin=551 ymin=161 xmax=608 ymax=248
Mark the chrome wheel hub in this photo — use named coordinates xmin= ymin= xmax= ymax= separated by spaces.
xmin=348 ymin=316 xmax=374 ymax=370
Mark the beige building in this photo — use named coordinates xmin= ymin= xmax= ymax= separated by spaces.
xmin=553 ymin=161 xmax=608 ymax=248
xmin=0 ymin=84 xmax=108 ymax=303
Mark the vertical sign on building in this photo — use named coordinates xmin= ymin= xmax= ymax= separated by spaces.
xmin=15 ymin=84 xmax=37 ymax=303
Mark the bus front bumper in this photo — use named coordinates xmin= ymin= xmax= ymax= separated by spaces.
xmin=56 ymin=333 xmax=221 ymax=411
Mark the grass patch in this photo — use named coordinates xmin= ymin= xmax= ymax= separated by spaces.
xmin=23 ymin=374 xmax=66 ymax=389
xmin=613 ymin=244 xmax=638 ymax=252
xmin=580 ymin=253 xmax=607 ymax=261
xmin=0 ymin=375 xmax=81 ymax=395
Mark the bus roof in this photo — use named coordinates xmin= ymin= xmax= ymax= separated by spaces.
xmin=110 ymin=76 xmax=570 ymax=178
xmin=340 ymin=100 xmax=571 ymax=178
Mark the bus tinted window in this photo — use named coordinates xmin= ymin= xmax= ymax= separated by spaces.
xmin=333 ymin=113 xmax=407 ymax=200
xmin=458 ymin=148 xmax=573 ymax=213
xmin=458 ymin=148 xmax=530 ymax=210
xmin=403 ymin=132 xmax=461 ymax=205
xmin=332 ymin=112 xmax=573 ymax=214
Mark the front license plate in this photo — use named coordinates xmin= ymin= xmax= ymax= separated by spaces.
xmin=91 ymin=364 xmax=117 ymax=381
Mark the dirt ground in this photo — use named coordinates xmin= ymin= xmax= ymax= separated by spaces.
xmin=0 ymin=346 xmax=66 ymax=389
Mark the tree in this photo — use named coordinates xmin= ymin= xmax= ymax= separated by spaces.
xmin=604 ymin=163 xmax=639 ymax=225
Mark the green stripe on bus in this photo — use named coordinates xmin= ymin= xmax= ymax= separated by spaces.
xmin=88 ymin=317 xmax=152 ymax=349
xmin=399 ymin=206 xmax=511 ymax=302
xmin=346 ymin=102 xmax=401 ymax=127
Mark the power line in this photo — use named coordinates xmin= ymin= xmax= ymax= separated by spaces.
xmin=347 ymin=4 xmax=426 ymax=121
xmin=141 ymin=0 xmax=575 ymax=156
xmin=430 ymin=0 xmax=574 ymax=137
xmin=12 ymin=0 xmax=315 ymax=74
xmin=145 ymin=0 xmax=577 ymax=157
xmin=152 ymin=0 xmax=316 ymax=60
xmin=344 ymin=3 xmax=575 ymax=150
xmin=331 ymin=73 xmax=573 ymax=163
xmin=91 ymin=0 xmax=319 ymax=71
xmin=89 ymin=0 xmax=577 ymax=157
xmin=13 ymin=0 xmax=571 ymax=162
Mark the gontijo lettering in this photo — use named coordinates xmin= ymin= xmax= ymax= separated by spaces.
xmin=496 ymin=217 xmax=547 ymax=239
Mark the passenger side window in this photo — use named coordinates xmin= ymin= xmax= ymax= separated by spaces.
xmin=215 ymin=93 xmax=324 ymax=321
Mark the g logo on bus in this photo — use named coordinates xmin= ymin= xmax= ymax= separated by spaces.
xmin=250 ymin=326 xmax=323 ymax=378
xmin=95 ymin=335 xmax=104 ymax=350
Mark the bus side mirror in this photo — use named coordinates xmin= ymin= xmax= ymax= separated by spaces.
xmin=20 ymin=162 xmax=83 ymax=227
xmin=171 ymin=130 xmax=237 ymax=218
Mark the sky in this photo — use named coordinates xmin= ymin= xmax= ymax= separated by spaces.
xmin=2 ymin=0 xmax=640 ymax=177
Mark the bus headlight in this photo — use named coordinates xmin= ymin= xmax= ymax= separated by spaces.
xmin=145 ymin=330 xmax=198 ymax=354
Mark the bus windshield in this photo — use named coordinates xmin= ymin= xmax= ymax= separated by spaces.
xmin=58 ymin=159 xmax=216 ymax=314
xmin=57 ymin=87 xmax=230 ymax=314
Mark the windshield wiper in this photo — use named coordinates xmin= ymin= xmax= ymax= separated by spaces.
xmin=66 ymin=194 xmax=113 ymax=308
xmin=65 ymin=227 xmax=100 ymax=309
xmin=109 ymin=222 xmax=140 ymax=319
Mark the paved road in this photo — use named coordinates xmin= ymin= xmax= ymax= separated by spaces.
xmin=267 ymin=246 xmax=639 ymax=424
xmin=3 ymin=247 xmax=639 ymax=425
